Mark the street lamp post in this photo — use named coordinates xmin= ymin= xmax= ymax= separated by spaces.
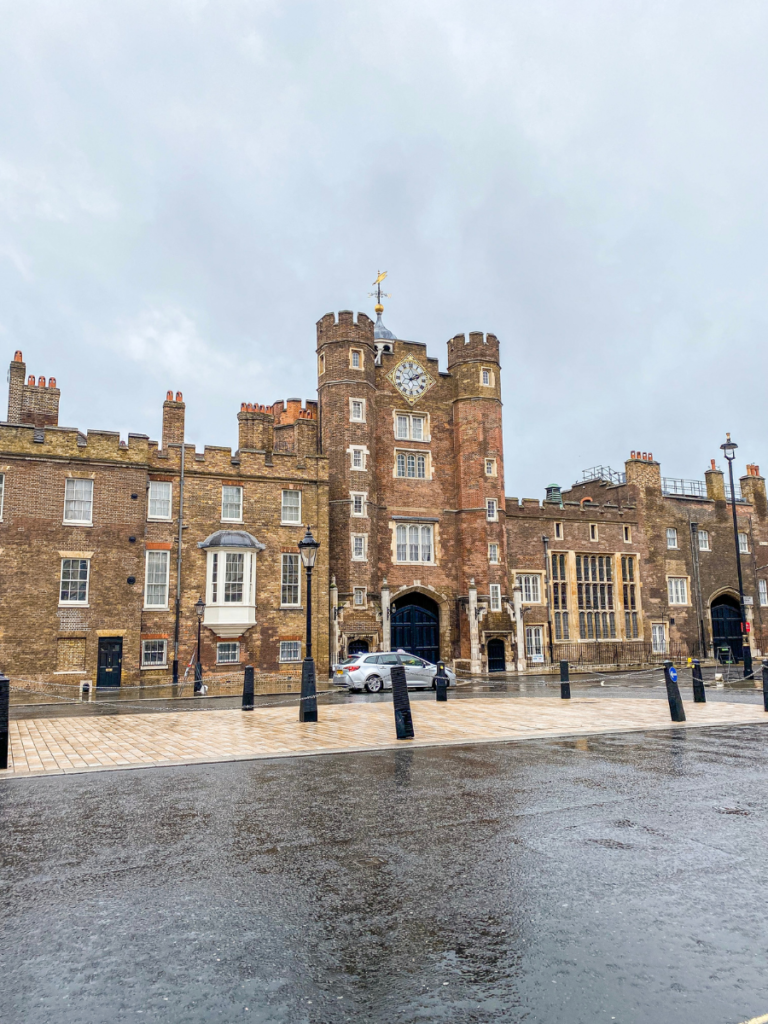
xmin=298 ymin=526 xmax=320 ymax=723
xmin=194 ymin=596 xmax=205 ymax=693
xmin=720 ymin=434 xmax=753 ymax=678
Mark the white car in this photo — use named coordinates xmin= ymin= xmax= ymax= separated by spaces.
xmin=333 ymin=652 xmax=457 ymax=693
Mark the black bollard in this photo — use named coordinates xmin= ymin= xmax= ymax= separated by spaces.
xmin=242 ymin=665 xmax=255 ymax=711
xmin=299 ymin=657 xmax=318 ymax=723
xmin=663 ymin=660 xmax=686 ymax=722
xmin=691 ymin=659 xmax=706 ymax=703
xmin=560 ymin=659 xmax=571 ymax=700
xmin=392 ymin=650 xmax=414 ymax=739
xmin=0 ymin=671 xmax=8 ymax=771
xmin=435 ymin=659 xmax=448 ymax=702
xmin=762 ymin=660 xmax=768 ymax=713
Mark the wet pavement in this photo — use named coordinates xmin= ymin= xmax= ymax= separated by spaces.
xmin=3 ymin=724 xmax=768 ymax=1023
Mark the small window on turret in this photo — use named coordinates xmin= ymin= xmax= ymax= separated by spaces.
xmin=350 ymin=349 xmax=363 ymax=369
xmin=480 ymin=367 xmax=494 ymax=387
xmin=485 ymin=458 xmax=496 ymax=477
xmin=318 ymin=353 xmax=325 ymax=375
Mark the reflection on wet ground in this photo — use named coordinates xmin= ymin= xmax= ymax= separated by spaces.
xmin=2 ymin=725 xmax=768 ymax=1023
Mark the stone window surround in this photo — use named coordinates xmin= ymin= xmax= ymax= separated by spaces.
xmin=353 ymin=586 xmax=367 ymax=608
xmin=484 ymin=458 xmax=497 ymax=477
xmin=351 ymin=533 xmax=368 ymax=561
xmin=388 ymin=519 xmax=440 ymax=566
xmin=281 ymin=488 xmax=302 ymax=525
xmin=350 ymin=491 xmax=368 ymax=517
xmin=349 ymin=397 xmax=366 ymax=423
xmin=480 ymin=366 xmax=495 ymax=388
xmin=554 ymin=521 xmax=563 ymax=540
xmin=666 ymin=574 xmax=690 ymax=605
xmin=393 ymin=410 xmax=430 ymax=442
xmin=515 ymin=572 xmax=542 ymax=604
xmin=589 ymin=523 xmax=598 ymax=541
xmin=486 ymin=498 xmax=498 ymax=522
xmin=488 ymin=542 xmax=499 ymax=564
xmin=394 ymin=449 xmax=431 ymax=480
xmin=348 ymin=444 xmax=369 ymax=471
xmin=349 ymin=348 xmax=364 ymax=370
xmin=623 ymin=524 xmax=632 ymax=543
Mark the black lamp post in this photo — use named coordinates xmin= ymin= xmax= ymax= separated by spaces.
xmin=720 ymin=434 xmax=753 ymax=678
xmin=194 ymin=596 xmax=205 ymax=693
xmin=298 ymin=526 xmax=320 ymax=722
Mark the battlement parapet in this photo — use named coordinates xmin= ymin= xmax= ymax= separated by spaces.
xmin=446 ymin=331 xmax=500 ymax=368
xmin=0 ymin=422 xmax=151 ymax=461
xmin=317 ymin=311 xmax=374 ymax=348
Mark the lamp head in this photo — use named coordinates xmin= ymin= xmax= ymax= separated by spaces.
xmin=298 ymin=525 xmax=320 ymax=569
xmin=720 ymin=432 xmax=738 ymax=460
xmin=195 ymin=597 xmax=205 ymax=619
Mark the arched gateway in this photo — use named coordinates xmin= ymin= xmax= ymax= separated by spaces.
xmin=710 ymin=593 xmax=743 ymax=662
xmin=391 ymin=592 xmax=440 ymax=663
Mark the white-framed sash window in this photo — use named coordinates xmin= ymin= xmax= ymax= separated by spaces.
xmin=666 ymin=527 xmax=678 ymax=549
xmin=281 ymin=553 xmax=300 ymax=606
xmin=144 ymin=550 xmax=170 ymax=608
xmin=64 ymin=478 xmax=93 ymax=525
xmin=652 ymin=622 xmax=667 ymax=653
xmin=221 ymin=486 xmax=243 ymax=522
xmin=667 ymin=576 xmax=688 ymax=605
xmin=141 ymin=639 xmax=167 ymax=667
xmin=395 ymin=523 xmax=434 ymax=564
xmin=759 ymin=579 xmax=768 ymax=606
xmin=350 ymin=398 xmax=366 ymax=422
xmin=698 ymin=530 xmax=710 ymax=551
xmin=490 ymin=584 xmax=502 ymax=611
xmin=488 ymin=543 xmax=499 ymax=563
xmin=395 ymin=413 xmax=426 ymax=440
xmin=351 ymin=534 xmax=368 ymax=561
xmin=60 ymin=558 xmax=89 ymax=605
xmin=281 ymin=490 xmax=301 ymax=524
xmin=486 ymin=499 xmax=498 ymax=522
xmin=518 ymin=574 xmax=541 ymax=603
xmin=0 ymin=473 xmax=5 ymax=520
xmin=526 ymin=626 xmax=544 ymax=661
xmin=148 ymin=481 xmax=172 ymax=520
xmin=739 ymin=532 xmax=749 ymax=554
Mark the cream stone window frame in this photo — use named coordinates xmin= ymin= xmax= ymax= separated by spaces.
xmin=0 ymin=473 xmax=4 ymax=521
xmin=589 ymin=523 xmax=598 ymax=542
xmin=484 ymin=458 xmax=497 ymax=477
xmin=281 ymin=489 xmax=302 ymax=525
xmin=144 ymin=550 xmax=170 ymax=610
xmin=489 ymin=584 xmax=502 ymax=611
xmin=394 ymin=449 xmax=431 ymax=480
xmin=351 ymin=533 xmax=368 ymax=562
xmin=394 ymin=523 xmax=434 ymax=564
xmin=350 ymin=491 xmax=368 ymax=517
xmin=148 ymin=481 xmax=172 ymax=521
xmin=486 ymin=498 xmax=498 ymax=522
xmin=353 ymin=586 xmax=367 ymax=608
xmin=393 ymin=411 xmax=429 ymax=442
xmin=63 ymin=477 xmax=94 ymax=526
xmin=480 ymin=366 xmax=495 ymax=387
xmin=554 ymin=521 xmax=563 ymax=540
xmin=623 ymin=524 xmax=632 ymax=543
xmin=488 ymin=542 xmax=499 ymax=564
xmin=516 ymin=573 xmax=542 ymax=604
xmin=318 ymin=353 xmax=325 ymax=376
xmin=349 ymin=397 xmax=366 ymax=423
xmin=349 ymin=348 xmax=364 ymax=370
xmin=666 ymin=575 xmax=690 ymax=605
xmin=348 ymin=445 xmax=368 ymax=471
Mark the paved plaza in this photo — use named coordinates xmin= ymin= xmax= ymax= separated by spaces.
xmin=4 ymin=694 xmax=767 ymax=777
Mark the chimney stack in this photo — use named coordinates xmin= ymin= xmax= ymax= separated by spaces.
xmin=7 ymin=351 xmax=25 ymax=423
xmin=162 ymin=391 xmax=185 ymax=448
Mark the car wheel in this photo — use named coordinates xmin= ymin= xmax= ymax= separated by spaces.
xmin=365 ymin=675 xmax=383 ymax=694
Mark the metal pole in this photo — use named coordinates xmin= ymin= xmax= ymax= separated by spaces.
xmin=725 ymin=453 xmax=752 ymax=678
xmin=299 ymin=563 xmax=318 ymax=722
xmin=542 ymin=536 xmax=555 ymax=667
xmin=242 ymin=665 xmax=255 ymax=711
xmin=762 ymin=660 xmax=768 ymax=713
xmin=306 ymin=565 xmax=313 ymax=659
xmin=0 ymin=671 xmax=9 ymax=770
xmin=691 ymin=658 xmax=706 ymax=703
xmin=194 ymin=615 xmax=202 ymax=693
xmin=663 ymin=660 xmax=686 ymax=722
xmin=172 ymin=441 xmax=185 ymax=685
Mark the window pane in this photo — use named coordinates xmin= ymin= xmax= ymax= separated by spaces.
xmin=411 ymin=417 xmax=424 ymax=440
xmin=281 ymin=490 xmax=301 ymax=522
xmin=281 ymin=554 xmax=300 ymax=605
xmin=739 ymin=532 xmax=749 ymax=553
xmin=148 ymin=481 xmax=172 ymax=519
xmin=217 ymin=642 xmax=239 ymax=664
xmin=396 ymin=525 xmax=407 ymax=562
xmin=407 ymin=454 xmax=416 ymax=478
xmin=224 ymin=552 xmax=244 ymax=602
xmin=142 ymin=640 xmax=167 ymax=666
xmin=760 ymin=579 xmax=768 ymax=606
xmin=145 ymin=551 xmax=169 ymax=606
xmin=396 ymin=416 xmax=409 ymax=439
xmin=353 ymin=494 xmax=364 ymax=515
xmin=667 ymin=528 xmax=677 ymax=548
xmin=396 ymin=453 xmax=406 ymax=477
xmin=60 ymin=558 xmax=89 ymax=603
xmin=64 ymin=478 xmax=93 ymax=523
xmin=417 ymin=455 xmax=426 ymax=479
xmin=408 ymin=526 xmax=419 ymax=561
xmin=490 ymin=584 xmax=501 ymax=611
xmin=222 ymin=486 xmax=242 ymax=520
xmin=280 ymin=640 xmax=301 ymax=662
xmin=420 ymin=526 xmax=432 ymax=562
xmin=699 ymin=530 xmax=709 ymax=550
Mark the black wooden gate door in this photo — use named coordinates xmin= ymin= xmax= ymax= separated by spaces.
xmin=711 ymin=602 xmax=743 ymax=663
xmin=487 ymin=638 xmax=506 ymax=672
xmin=97 ymin=637 xmax=123 ymax=687
xmin=391 ymin=604 xmax=439 ymax=664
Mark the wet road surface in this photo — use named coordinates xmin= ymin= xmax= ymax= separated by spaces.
xmin=3 ymin=724 xmax=768 ymax=1023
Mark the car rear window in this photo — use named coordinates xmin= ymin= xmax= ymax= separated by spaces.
xmin=340 ymin=657 xmax=360 ymax=666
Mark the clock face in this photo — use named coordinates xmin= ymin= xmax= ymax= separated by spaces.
xmin=394 ymin=360 xmax=429 ymax=399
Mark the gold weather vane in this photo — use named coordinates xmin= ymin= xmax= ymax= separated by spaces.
xmin=368 ymin=270 xmax=391 ymax=314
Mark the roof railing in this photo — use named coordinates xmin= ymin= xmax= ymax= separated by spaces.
xmin=581 ymin=465 xmax=626 ymax=486
xmin=661 ymin=477 xmax=707 ymax=498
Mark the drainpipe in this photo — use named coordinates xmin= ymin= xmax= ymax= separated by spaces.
xmin=172 ymin=442 xmax=185 ymax=684
xmin=689 ymin=520 xmax=707 ymax=657
xmin=329 ymin=575 xmax=339 ymax=668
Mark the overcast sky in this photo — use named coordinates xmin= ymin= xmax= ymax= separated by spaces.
xmin=2 ymin=0 xmax=767 ymax=496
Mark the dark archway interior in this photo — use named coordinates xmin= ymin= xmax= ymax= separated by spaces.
xmin=487 ymin=637 xmax=506 ymax=672
xmin=391 ymin=592 xmax=440 ymax=663
xmin=710 ymin=593 xmax=742 ymax=662
xmin=347 ymin=639 xmax=369 ymax=655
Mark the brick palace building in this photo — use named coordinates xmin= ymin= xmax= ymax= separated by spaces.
xmin=1 ymin=302 xmax=767 ymax=686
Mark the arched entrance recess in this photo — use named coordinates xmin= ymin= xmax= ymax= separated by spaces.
xmin=347 ymin=639 xmax=369 ymax=656
xmin=487 ymin=638 xmax=506 ymax=673
xmin=710 ymin=593 xmax=742 ymax=662
xmin=391 ymin=592 xmax=440 ymax=663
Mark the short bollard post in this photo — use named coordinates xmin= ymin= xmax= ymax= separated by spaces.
xmin=0 ymin=671 xmax=9 ymax=771
xmin=242 ymin=665 xmax=255 ymax=711
xmin=435 ymin=660 xmax=448 ymax=702
xmin=560 ymin=660 xmax=571 ymax=700
xmin=663 ymin=660 xmax=686 ymax=722
xmin=691 ymin=659 xmax=706 ymax=703
xmin=762 ymin=660 xmax=768 ymax=713
xmin=392 ymin=650 xmax=414 ymax=739
xmin=299 ymin=657 xmax=318 ymax=723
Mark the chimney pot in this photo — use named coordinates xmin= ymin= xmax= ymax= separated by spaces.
xmin=13 ymin=350 xmax=22 ymax=361
xmin=166 ymin=390 xmax=173 ymax=401
xmin=28 ymin=375 xmax=35 ymax=386
xmin=48 ymin=377 xmax=56 ymax=387
xmin=38 ymin=376 xmax=45 ymax=388
xmin=710 ymin=459 xmax=716 ymax=470
xmin=175 ymin=391 xmax=183 ymax=402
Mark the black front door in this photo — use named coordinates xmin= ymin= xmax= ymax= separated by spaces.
xmin=711 ymin=598 xmax=743 ymax=663
xmin=97 ymin=637 xmax=123 ymax=687
xmin=391 ymin=595 xmax=439 ymax=664
xmin=487 ymin=638 xmax=506 ymax=672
